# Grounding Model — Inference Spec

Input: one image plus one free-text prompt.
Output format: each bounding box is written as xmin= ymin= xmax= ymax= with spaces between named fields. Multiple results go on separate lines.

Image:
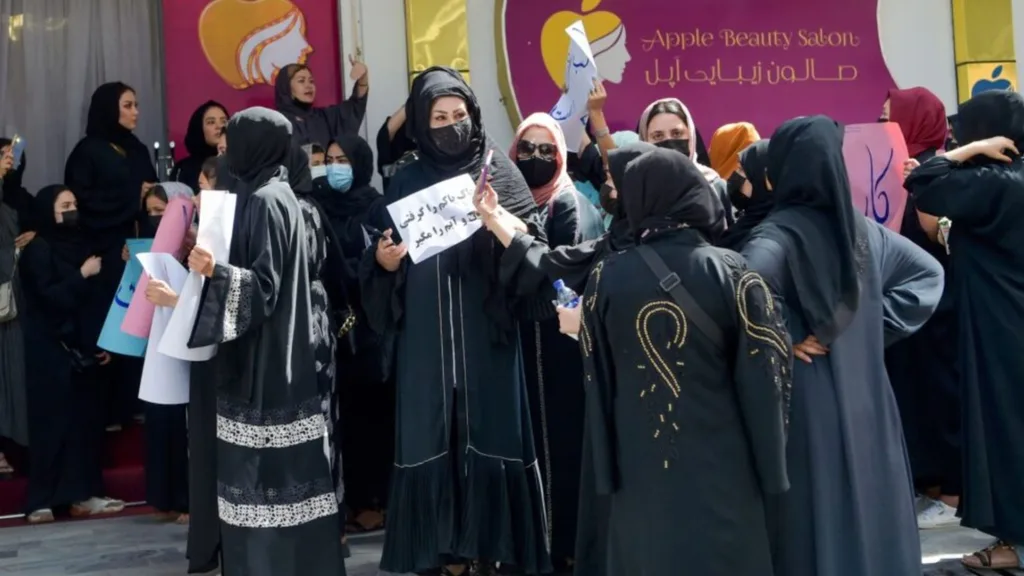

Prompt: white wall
xmin=346 ymin=0 xmax=1024 ymax=166
xmin=338 ymin=0 xmax=409 ymax=190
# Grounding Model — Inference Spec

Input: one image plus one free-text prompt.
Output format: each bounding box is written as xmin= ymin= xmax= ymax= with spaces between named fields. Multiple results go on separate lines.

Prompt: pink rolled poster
xmin=120 ymin=196 xmax=195 ymax=338
xmin=842 ymin=122 xmax=910 ymax=233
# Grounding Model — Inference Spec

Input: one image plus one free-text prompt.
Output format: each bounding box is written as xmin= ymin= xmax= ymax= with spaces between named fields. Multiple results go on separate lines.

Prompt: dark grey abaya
xmin=740 ymin=117 xmax=944 ymax=576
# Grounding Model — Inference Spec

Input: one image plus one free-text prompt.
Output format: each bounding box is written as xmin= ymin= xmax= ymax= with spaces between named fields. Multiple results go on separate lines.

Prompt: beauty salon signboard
xmin=496 ymin=0 xmax=897 ymax=136
xmin=162 ymin=0 xmax=343 ymax=158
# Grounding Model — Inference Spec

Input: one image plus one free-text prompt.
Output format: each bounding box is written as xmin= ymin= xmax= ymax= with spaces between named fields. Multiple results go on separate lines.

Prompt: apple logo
xmin=971 ymin=64 xmax=1014 ymax=97
xmin=540 ymin=0 xmax=631 ymax=88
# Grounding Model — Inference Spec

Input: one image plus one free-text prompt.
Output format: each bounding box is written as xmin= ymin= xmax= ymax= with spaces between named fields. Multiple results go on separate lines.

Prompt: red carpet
xmin=0 ymin=424 xmax=146 ymax=522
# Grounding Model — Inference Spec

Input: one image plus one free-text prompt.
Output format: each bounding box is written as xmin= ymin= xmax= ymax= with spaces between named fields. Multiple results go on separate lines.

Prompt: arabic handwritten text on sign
xmin=842 ymin=122 xmax=909 ymax=233
xmin=385 ymin=174 xmax=482 ymax=264
xmin=550 ymin=20 xmax=598 ymax=152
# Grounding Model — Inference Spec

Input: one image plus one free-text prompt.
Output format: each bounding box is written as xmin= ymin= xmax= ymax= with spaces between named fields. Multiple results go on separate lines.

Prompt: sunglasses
xmin=516 ymin=140 xmax=557 ymax=160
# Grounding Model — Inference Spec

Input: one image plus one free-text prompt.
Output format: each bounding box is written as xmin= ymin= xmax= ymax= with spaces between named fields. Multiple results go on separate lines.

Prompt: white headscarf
xmin=638 ymin=97 xmax=720 ymax=182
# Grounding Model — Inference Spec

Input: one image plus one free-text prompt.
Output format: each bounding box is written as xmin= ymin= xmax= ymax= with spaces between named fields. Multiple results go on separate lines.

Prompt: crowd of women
xmin=0 ymin=56 xmax=1022 ymax=576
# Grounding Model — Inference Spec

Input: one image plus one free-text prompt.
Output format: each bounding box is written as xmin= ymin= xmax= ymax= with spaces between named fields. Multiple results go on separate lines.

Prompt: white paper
xmin=137 ymin=253 xmax=191 ymax=405
xmin=385 ymin=174 xmax=482 ymax=264
xmin=159 ymin=190 xmax=237 ymax=361
xmin=550 ymin=20 xmax=598 ymax=152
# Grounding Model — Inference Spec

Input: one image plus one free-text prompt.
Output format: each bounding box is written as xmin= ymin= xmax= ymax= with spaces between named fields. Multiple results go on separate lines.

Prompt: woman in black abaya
xmin=576 ymin=146 xmax=790 ymax=576
xmin=20 ymin=185 xmax=125 ymax=522
xmin=718 ymin=139 xmax=771 ymax=250
xmin=312 ymin=134 xmax=395 ymax=531
xmin=186 ymin=107 xmax=344 ymax=576
xmin=284 ymin=143 xmax=354 ymax=538
xmin=905 ymin=90 xmax=1024 ymax=571
xmin=65 ymin=82 xmax=159 ymax=428
xmin=881 ymin=87 xmax=963 ymax=528
xmin=274 ymin=59 xmax=369 ymax=148
xmin=360 ymin=66 xmax=550 ymax=575
xmin=742 ymin=116 xmax=944 ymax=576
xmin=171 ymin=101 xmax=228 ymax=193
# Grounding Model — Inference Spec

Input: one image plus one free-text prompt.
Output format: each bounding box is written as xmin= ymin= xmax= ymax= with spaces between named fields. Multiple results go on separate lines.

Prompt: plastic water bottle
xmin=553 ymin=279 xmax=580 ymax=340
xmin=553 ymin=279 xmax=580 ymax=309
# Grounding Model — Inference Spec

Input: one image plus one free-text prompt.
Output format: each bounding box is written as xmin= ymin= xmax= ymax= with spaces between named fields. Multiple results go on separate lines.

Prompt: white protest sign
xmin=137 ymin=252 xmax=191 ymax=405
xmin=550 ymin=20 xmax=598 ymax=152
xmin=159 ymin=190 xmax=236 ymax=361
xmin=386 ymin=174 xmax=482 ymax=264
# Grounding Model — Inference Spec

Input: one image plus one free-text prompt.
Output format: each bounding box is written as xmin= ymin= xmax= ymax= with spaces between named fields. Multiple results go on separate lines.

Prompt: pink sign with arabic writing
xmin=498 ymin=0 xmax=896 ymax=137
xmin=842 ymin=122 xmax=909 ymax=232
xmin=121 ymin=197 xmax=196 ymax=338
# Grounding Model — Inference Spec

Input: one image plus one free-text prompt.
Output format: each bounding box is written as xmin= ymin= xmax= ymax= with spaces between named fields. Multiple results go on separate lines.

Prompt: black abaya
xmin=904 ymin=90 xmax=1024 ymax=545
xmin=310 ymin=134 xmax=395 ymax=515
xmin=19 ymin=185 xmax=107 ymax=513
xmin=188 ymin=107 xmax=343 ymax=576
xmin=64 ymin=83 xmax=158 ymax=427
xmin=743 ymin=117 xmax=943 ymax=576
xmin=578 ymin=149 xmax=791 ymax=575
xmin=360 ymin=68 xmax=550 ymax=574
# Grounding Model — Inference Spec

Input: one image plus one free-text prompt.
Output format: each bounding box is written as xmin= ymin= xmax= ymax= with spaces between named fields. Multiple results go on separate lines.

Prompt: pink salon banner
xmin=498 ymin=0 xmax=897 ymax=137
xmin=161 ymin=0 xmax=343 ymax=158
xmin=843 ymin=122 xmax=909 ymax=232
xmin=121 ymin=197 xmax=196 ymax=338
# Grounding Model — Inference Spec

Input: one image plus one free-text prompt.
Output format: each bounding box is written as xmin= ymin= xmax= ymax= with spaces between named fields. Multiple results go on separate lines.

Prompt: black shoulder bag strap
xmin=635 ymin=244 xmax=725 ymax=352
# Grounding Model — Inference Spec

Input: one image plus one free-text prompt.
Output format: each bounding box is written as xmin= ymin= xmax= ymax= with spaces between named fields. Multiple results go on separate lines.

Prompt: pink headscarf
xmin=638 ymin=97 xmax=720 ymax=182
xmin=508 ymin=112 xmax=575 ymax=206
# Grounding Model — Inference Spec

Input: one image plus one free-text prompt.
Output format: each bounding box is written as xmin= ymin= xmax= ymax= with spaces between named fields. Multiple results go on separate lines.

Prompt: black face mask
xmin=599 ymin=182 xmax=619 ymax=217
xmin=59 ymin=209 xmax=79 ymax=228
xmin=430 ymin=118 xmax=474 ymax=156
xmin=146 ymin=214 xmax=163 ymax=235
xmin=517 ymin=157 xmax=558 ymax=190
xmin=727 ymin=173 xmax=750 ymax=211
xmin=654 ymin=138 xmax=691 ymax=157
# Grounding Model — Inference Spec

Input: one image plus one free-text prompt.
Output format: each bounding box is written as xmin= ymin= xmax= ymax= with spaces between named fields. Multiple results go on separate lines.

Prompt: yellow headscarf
xmin=709 ymin=122 xmax=760 ymax=179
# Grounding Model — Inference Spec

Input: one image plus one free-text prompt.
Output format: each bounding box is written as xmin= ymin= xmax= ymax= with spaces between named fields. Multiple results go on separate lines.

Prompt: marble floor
xmin=0 ymin=512 xmax=1018 ymax=575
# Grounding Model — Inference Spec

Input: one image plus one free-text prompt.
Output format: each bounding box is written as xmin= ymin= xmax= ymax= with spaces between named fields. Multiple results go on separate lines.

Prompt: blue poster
xmin=97 ymin=238 xmax=154 ymax=356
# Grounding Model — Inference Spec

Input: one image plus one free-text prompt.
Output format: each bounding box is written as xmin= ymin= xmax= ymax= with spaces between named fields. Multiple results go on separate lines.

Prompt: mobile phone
xmin=475 ymin=149 xmax=495 ymax=199
xmin=10 ymin=135 xmax=25 ymax=169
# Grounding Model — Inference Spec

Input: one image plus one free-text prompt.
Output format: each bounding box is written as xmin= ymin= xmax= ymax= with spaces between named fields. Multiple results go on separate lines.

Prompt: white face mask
xmin=310 ymin=165 xmax=327 ymax=179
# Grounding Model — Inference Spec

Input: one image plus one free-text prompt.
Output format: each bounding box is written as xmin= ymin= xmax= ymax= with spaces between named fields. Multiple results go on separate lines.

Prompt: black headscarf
xmin=719 ymin=140 xmax=771 ymax=249
xmin=32 ymin=185 xmax=90 ymax=267
xmin=284 ymin=144 xmax=314 ymax=196
xmin=85 ymin=82 xmax=142 ymax=150
xmin=184 ymin=100 xmax=228 ymax=159
xmin=953 ymin=90 xmax=1024 ymax=153
xmin=761 ymin=115 xmax=868 ymax=344
xmin=314 ymin=134 xmax=381 ymax=225
xmin=622 ymin=147 xmax=722 ymax=243
xmin=224 ymin=107 xmax=293 ymax=218
xmin=403 ymin=66 xmax=542 ymax=341
xmin=606 ymin=142 xmax=657 ymax=250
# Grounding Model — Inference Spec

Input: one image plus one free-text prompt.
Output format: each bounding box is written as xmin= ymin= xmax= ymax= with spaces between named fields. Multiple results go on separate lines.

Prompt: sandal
xmin=26 ymin=508 xmax=54 ymax=524
xmin=962 ymin=541 xmax=1023 ymax=572
xmin=345 ymin=509 xmax=385 ymax=533
xmin=174 ymin=513 xmax=190 ymax=525
xmin=70 ymin=497 xmax=125 ymax=517
xmin=0 ymin=453 xmax=14 ymax=476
